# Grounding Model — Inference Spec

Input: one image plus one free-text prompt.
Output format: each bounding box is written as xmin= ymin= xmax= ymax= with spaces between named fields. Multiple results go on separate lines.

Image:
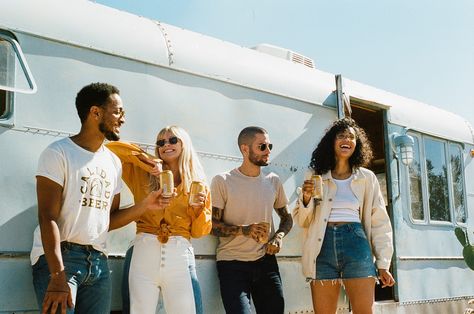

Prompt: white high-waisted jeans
xmin=129 ymin=233 xmax=198 ymax=314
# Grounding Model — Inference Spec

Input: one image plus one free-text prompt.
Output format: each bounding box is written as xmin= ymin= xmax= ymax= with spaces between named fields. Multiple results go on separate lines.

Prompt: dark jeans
xmin=216 ymin=254 xmax=284 ymax=314
xmin=32 ymin=242 xmax=111 ymax=314
xmin=121 ymin=246 xmax=133 ymax=314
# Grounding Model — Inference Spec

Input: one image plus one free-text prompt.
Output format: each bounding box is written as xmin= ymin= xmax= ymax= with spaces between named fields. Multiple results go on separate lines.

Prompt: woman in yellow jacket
xmin=293 ymin=118 xmax=394 ymax=314
xmin=107 ymin=125 xmax=211 ymax=314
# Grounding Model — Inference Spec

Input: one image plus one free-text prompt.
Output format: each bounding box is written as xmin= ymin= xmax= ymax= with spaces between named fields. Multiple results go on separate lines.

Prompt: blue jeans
xmin=32 ymin=242 xmax=111 ymax=314
xmin=122 ymin=242 xmax=203 ymax=314
xmin=121 ymin=246 xmax=133 ymax=314
xmin=216 ymin=254 xmax=284 ymax=314
xmin=316 ymin=222 xmax=377 ymax=280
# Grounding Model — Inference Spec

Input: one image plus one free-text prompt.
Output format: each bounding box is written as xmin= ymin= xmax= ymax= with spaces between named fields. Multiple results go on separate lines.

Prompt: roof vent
xmin=252 ymin=43 xmax=315 ymax=69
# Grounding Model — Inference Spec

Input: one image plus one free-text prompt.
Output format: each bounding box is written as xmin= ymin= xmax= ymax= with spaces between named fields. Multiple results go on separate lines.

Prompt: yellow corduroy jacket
xmin=293 ymin=167 xmax=393 ymax=279
xmin=106 ymin=141 xmax=212 ymax=243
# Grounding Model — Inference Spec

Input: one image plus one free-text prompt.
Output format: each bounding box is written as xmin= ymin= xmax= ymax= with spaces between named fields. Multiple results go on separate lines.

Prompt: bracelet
xmin=46 ymin=290 xmax=69 ymax=293
xmin=49 ymin=269 xmax=65 ymax=278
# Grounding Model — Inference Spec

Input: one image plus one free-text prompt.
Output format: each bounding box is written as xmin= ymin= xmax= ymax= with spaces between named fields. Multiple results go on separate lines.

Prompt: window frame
xmin=0 ymin=88 xmax=12 ymax=120
xmin=407 ymin=134 xmax=425 ymax=223
xmin=0 ymin=31 xmax=37 ymax=94
xmin=407 ymin=132 xmax=467 ymax=226
xmin=448 ymin=143 xmax=468 ymax=224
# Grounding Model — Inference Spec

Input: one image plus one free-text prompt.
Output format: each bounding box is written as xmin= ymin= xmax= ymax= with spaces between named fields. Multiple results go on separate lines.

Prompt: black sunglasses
xmin=156 ymin=136 xmax=179 ymax=147
xmin=257 ymin=143 xmax=273 ymax=151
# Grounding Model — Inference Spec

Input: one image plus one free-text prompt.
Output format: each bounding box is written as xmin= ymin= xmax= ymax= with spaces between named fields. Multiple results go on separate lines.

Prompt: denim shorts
xmin=315 ymin=222 xmax=377 ymax=280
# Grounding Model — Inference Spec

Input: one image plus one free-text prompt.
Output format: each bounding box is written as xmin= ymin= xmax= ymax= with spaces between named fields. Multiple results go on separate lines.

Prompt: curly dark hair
xmin=309 ymin=117 xmax=373 ymax=174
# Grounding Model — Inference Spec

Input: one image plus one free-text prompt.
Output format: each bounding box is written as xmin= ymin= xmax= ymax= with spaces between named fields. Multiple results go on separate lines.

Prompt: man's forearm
xmin=109 ymin=203 xmax=145 ymax=231
xmin=211 ymin=206 xmax=252 ymax=237
xmin=274 ymin=206 xmax=293 ymax=236
xmin=39 ymin=219 xmax=64 ymax=274
xmin=211 ymin=219 xmax=245 ymax=237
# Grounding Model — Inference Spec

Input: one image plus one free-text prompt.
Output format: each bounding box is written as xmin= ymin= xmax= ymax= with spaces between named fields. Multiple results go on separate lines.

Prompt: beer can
xmin=189 ymin=181 xmax=206 ymax=206
xmin=258 ymin=221 xmax=270 ymax=244
xmin=311 ymin=174 xmax=323 ymax=200
xmin=159 ymin=170 xmax=174 ymax=197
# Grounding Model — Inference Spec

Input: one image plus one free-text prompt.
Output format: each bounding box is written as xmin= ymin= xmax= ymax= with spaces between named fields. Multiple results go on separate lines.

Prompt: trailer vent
xmin=252 ymin=43 xmax=315 ymax=69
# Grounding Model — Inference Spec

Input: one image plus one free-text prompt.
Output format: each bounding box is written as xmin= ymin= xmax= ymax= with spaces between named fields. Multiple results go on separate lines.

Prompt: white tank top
xmin=329 ymin=175 xmax=360 ymax=222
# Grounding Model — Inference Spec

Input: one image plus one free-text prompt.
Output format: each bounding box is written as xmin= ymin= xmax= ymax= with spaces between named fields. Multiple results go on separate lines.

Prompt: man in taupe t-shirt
xmin=211 ymin=126 xmax=293 ymax=314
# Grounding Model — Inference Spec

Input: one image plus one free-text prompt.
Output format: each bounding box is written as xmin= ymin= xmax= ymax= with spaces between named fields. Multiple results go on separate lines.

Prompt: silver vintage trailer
xmin=1 ymin=0 xmax=473 ymax=313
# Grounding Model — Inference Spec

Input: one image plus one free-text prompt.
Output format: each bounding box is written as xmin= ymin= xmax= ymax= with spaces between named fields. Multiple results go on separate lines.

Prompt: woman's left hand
xmin=132 ymin=150 xmax=161 ymax=169
xmin=189 ymin=192 xmax=206 ymax=214
xmin=378 ymin=269 xmax=395 ymax=288
xmin=150 ymin=163 xmax=163 ymax=177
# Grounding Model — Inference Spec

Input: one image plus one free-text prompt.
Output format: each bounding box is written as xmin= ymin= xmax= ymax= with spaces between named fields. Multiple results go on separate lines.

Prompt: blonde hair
xmin=150 ymin=126 xmax=206 ymax=193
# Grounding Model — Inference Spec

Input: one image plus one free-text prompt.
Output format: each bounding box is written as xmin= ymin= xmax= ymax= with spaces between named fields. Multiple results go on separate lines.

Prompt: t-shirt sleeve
xmin=274 ymin=176 xmax=289 ymax=209
xmin=36 ymin=145 xmax=65 ymax=187
xmin=210 ymin=175 xmax=226 ymax=209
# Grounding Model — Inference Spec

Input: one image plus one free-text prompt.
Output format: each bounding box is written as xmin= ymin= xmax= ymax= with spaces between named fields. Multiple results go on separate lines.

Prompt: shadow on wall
xmin=0 ymin=205 xmax=38 ymax=252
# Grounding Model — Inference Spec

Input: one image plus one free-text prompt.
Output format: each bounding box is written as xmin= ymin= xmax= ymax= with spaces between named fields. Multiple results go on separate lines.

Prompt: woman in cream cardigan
xmin=293 ymin=118 xmax=394 ymax=314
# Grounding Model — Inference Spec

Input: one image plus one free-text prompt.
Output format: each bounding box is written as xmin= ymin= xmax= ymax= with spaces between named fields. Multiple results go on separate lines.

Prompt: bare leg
xmin=343 ymin=278 xmax=376 ymax=314
xmin=310 ymin=280 xmax=341 ymax=314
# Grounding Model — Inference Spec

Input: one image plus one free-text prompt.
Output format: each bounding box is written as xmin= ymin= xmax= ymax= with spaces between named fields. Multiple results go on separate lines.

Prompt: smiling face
xmin=98 ymin=93 xmax=125 ymax=141
xmin=157 ymin=131 xmax=183 ymax=164
xmin=334 ymin=127 xmax=357 ymax=160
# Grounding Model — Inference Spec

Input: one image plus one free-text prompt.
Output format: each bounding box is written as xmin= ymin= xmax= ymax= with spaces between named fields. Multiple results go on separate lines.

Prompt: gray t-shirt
xmin=211 ymin=168 xmax=288 ymax=261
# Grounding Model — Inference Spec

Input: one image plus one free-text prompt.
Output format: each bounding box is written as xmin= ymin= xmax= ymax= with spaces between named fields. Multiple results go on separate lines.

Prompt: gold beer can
xmin=258 ymin=221 xmax=270 ymax=244
xmin=311 ymin=174 xmax=323 ymax=200
xmin=189 ymin=181 xmax=206 ymax=206
xmin=159 ymin=170 xmax=174 ymax=197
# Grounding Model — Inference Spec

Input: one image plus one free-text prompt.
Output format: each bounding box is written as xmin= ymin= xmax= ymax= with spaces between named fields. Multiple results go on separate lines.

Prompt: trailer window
xmin=0 ymin=33 xmax=37 ymax=94
xmin=407 ymin=133 xmax=467 ymax=225
xmin=450 ymin=144 xmax=466 ymax=223
xmin=424 ymin=138 xmax=450 ymax=222
xmin=408 ymin=136 xmax=424 ymax=220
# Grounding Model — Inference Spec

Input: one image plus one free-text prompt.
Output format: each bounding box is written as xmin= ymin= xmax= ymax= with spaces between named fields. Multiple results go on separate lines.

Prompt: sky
xmin=94 ymin=0 xmax=474 ymax=127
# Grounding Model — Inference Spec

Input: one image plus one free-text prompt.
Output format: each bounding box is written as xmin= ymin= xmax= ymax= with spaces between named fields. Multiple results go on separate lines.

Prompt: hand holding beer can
xmin=257 ymin=222 xmax=270 ymax=244
xmin=311 ymin=174 xmax=323 ymax=200
xmin=189 ymin=181 xmax=206 ymax=207
xmin=159 ymin=170 xmax=174 ymax=198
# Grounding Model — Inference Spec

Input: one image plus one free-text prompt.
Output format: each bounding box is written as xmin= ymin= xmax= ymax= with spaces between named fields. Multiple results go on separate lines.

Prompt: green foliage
xmin=456 ymin=227 xmax=469 ymax=246
xmin=463 ymin=246 xmax=474 ymax=271
xmin=426 ymin=160 xmax=450 ymax=221
xmin=455 ymin=227 xmax=474 ymax=271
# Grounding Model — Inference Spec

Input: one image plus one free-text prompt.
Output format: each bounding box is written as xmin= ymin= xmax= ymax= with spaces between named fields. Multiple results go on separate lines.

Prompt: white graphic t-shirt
xmin=30 ymin=137 xmax=123 ymax=265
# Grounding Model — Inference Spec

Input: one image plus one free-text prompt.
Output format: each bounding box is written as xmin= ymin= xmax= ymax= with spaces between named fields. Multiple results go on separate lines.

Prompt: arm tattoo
xmin=211 ymin=207 xmax=243 ymax=237
xmin=274 ymin=206 xmax=293 ymax=236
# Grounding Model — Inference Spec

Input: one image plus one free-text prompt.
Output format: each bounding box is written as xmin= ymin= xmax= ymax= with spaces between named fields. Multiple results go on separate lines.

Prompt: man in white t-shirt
xmin=31 ymin=83 xmax=170 ymax=314
xmin=211 ymin=126 xmax=293 ymax=314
